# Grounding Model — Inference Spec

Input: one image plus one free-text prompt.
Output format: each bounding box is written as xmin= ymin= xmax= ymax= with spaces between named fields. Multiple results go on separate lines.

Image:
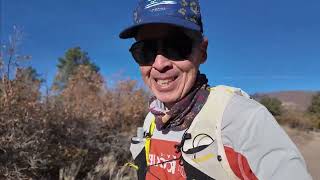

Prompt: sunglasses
xmin=129 ymin=34 xmax=198 ymax=66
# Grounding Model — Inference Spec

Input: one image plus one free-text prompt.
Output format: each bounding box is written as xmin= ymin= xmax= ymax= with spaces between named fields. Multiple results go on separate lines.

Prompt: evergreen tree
xmin=53 ymin=47 xmax=99 ymax=91
xmin=15 ymin=66 xmax=44 ymax=83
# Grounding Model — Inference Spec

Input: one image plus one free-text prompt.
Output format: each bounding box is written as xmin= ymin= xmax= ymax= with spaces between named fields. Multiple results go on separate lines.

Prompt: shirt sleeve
xmin=221 ymin=95 xmax=312 ymax=180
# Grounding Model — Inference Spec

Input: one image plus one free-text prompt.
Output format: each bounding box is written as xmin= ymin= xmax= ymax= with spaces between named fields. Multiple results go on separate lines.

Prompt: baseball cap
xmin=119 ymin=0 xmax=203 ymax=39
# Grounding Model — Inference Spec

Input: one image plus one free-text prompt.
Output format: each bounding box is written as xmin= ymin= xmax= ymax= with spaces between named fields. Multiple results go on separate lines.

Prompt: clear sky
xmin=1 ymin=0 xmax=319 ymax=93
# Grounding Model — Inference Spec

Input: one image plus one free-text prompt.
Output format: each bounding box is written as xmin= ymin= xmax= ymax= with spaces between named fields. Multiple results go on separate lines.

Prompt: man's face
xmin=134 ymin=24 xmax=208 ymax=107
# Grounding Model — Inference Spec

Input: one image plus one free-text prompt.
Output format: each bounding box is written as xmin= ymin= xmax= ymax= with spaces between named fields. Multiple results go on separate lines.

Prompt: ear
xmin=199 ymin=37 xmax=208 ymax=64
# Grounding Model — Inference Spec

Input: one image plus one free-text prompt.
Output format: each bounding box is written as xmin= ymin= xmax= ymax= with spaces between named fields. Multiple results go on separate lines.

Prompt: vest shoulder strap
xmin=182 ymin=85 xmax=250 ymax=179
xmin=142 ymin=85 xmax=250 ymax=179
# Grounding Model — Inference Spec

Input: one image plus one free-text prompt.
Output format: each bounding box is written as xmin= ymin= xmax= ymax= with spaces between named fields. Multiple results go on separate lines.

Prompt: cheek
xmin=174 ymin=61 xmax=198 ymax=87
xmin=139 ymin=66 xmax=152 ymax=83
xmin=174 ymin=59 xmax=199 ymax=75
xmin=183 ymin=66 xmax=198 ymax=88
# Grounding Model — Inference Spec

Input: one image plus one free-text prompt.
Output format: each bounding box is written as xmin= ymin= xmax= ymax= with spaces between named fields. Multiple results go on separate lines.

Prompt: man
xmin=119 ymin=0 xmax=312 ymax=179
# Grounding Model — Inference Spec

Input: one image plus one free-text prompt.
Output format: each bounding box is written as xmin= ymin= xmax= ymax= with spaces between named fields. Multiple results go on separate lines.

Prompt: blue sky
xmin=1 ymin=0 xmax=319 ymax=94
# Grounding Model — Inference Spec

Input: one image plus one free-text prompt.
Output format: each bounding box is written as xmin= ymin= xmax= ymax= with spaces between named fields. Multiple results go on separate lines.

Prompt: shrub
xmin=0 ymin=67 xmax=148 ymax=179
xmin=306 ymin=92 xmax=320 ymax=129
xmin=308 ymin=92 xmax=320 ymax=115
xmin=277 ymin=111 xmax=314 ymax=130
xmin=259 ymin=96 xmax=283 ymax=116
xmin=0 ymin=43 xmax=146 ymax=179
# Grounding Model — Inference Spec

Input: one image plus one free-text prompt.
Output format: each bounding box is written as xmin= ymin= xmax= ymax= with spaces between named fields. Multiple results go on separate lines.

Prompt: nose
xmin=152 ymin=54 xmax=172 ymax=72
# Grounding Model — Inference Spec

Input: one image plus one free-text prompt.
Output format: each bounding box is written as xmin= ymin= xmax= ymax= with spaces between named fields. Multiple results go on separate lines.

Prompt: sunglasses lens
xmin=164 ymin=37 xmax=193 ymax=60
xmin=130 ymin=41 xmax=156 ymax=65
xmin=129 ymin=34 xmax=195 ymax=65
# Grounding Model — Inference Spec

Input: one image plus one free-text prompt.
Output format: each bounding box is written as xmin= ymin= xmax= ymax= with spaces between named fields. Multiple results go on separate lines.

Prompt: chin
xmin=154 ymin=92 xmax=180 ymax=104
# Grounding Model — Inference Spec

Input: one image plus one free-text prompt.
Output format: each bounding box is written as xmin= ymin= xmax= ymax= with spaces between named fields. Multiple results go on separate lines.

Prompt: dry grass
xmin=277 ymin=110 xmax=320 ymax=130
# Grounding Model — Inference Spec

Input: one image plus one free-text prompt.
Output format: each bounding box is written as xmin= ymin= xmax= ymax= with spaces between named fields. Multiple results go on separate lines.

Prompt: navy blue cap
xmin=119 ymin=0 xmax=203 ymax=39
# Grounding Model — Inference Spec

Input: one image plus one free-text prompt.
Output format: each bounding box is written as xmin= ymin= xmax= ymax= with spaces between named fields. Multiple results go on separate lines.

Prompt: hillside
xmin=252 ymin=91 xmax=318 ymax=111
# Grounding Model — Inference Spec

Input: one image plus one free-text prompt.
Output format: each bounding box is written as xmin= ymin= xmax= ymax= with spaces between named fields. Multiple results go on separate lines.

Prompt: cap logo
xmin=145 ymin=0 xmax=177 ymax=9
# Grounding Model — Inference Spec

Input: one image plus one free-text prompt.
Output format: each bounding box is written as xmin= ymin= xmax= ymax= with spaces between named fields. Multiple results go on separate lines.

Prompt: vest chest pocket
xmin=182 ymin=135 xmax=218 ymax=165
xmin=182 ymin=135 xmax=233 ymax=179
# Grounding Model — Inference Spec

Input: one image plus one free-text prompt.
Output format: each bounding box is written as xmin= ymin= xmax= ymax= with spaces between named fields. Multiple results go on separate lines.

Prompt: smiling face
xmin=135 ymin=24 xmax=208 ymax=108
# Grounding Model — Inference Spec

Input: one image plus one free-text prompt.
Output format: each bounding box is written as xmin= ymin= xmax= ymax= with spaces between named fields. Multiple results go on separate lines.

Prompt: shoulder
xmin=217 ymin=90 xmax=269 ymax=150
xmin=220 ymin=93 xmax=311 ymax=179
xmin=223 ymin=93 xmax=265 ymax=127
xmin=208 ymin=85 xmax=264 ymax=132
xmin=221 ymin=93 xmax=279 ymax=148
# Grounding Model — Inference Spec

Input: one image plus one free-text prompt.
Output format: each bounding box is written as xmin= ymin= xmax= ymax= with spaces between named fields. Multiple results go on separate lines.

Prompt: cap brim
xmin=119 ymin=16 xmax=201 ymax=39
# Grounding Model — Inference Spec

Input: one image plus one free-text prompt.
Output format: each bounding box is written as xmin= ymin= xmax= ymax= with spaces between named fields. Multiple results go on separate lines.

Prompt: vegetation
xmin=307 ymin=92 xmax=320 ymax=128
xmin=308 ymin=92 xmax=320 ymax=115
xmin=259 ymin=96 xmax=283 ymax=116
xmin=53 ymin=47 xmax=100 ymax=91
xmin=0 ymin=64 xmax=147 ymax=179
xmin=0 ymin=29 xmax=146 ymax=178
xmin=258 ymin=95 xmax=320 ymax=130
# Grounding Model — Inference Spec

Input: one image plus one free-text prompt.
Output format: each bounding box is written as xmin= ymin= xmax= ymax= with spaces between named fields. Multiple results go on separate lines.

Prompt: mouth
xmin=155 ymin=76 xmax=178 ymax=88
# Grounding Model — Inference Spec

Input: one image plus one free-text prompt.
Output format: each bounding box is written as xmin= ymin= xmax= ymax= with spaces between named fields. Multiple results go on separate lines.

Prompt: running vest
xmin=128 ymin=85 xmax=250 ymax=180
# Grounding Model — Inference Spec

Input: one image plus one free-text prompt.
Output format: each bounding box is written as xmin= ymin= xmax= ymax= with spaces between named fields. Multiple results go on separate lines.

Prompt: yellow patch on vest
xmin=192 ymin=153 xmax=215 ymax=163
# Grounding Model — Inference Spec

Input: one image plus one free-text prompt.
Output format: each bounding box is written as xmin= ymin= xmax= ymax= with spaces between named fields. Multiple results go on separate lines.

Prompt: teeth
xmin=157 ymin=79 xmax=174 ymax=86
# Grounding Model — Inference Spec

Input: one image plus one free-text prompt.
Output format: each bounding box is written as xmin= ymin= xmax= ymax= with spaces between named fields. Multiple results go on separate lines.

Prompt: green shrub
xmin=308 ymin=92 xmax=320 ymax=115
xmin=259 ymin=96 xmax=283 ymax=116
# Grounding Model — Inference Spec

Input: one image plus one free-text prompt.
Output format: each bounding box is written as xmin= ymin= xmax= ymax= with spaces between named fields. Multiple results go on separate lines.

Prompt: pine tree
xmin=53 ymin=47 xmax=99 ymax=91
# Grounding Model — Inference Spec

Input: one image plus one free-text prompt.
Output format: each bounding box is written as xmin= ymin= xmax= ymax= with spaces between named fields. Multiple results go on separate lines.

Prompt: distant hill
xmin=252 ymin=91 xmax=319 ymax=111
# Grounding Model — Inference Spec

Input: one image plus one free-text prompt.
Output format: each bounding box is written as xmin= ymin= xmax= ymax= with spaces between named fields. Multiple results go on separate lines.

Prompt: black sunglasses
xmin=129 ymin=33 xmax=198 ymax=66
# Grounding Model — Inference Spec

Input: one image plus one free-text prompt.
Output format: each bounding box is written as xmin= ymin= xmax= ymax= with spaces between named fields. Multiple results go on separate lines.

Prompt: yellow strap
xmin=124 ymin=162 xmax=139 ymax=170
xmin=125 ymin=162 xmax=139 ymax=170
xmin=192 ymin=153 xmax=215 ymax=163
xmin=145 ymin=117 xmax=156 ymax=166
xmin=149 ymin=117 xmax=156 ymax=135
xmin=145 ymin=137 xmax=151 ymax=166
